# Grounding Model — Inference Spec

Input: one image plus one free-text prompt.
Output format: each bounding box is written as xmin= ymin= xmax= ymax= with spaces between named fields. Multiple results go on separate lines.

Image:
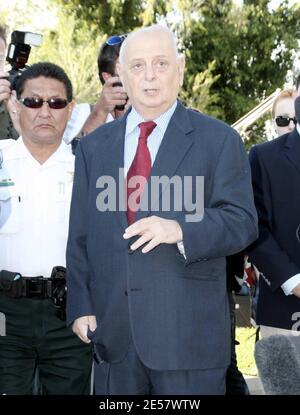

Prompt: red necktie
xmin=126 ymin=121 xmax=156 ymax=225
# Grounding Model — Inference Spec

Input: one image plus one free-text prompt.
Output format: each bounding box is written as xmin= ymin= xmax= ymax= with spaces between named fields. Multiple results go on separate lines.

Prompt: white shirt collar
xmin=125 ymin=101 xmax=178 ymax=136
xmin=3 ymin=136 xmax=73 ymax=164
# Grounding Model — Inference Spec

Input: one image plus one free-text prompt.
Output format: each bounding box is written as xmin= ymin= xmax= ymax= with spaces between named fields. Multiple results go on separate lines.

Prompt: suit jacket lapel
xmin=137 ymin=102 xmax=194 ymax=221
xmin=100 ymin=116 xmax=128 ymax=230
xmin=284 ymin=128 xmax=300 ymax=176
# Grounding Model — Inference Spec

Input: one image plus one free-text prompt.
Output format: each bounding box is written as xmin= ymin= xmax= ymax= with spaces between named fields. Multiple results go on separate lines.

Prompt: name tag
xmin=0 ymin=179 xmax=15 ymax=187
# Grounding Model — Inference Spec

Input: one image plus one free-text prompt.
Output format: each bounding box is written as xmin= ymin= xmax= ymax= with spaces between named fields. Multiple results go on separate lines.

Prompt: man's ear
xmin=67 ymin=100 xmax=75 ymax=120
xmin=15 ymin=98 xmax=21 ymax=114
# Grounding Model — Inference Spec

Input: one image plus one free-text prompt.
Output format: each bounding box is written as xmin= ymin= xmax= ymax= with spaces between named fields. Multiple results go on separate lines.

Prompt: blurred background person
xmin=247 ymin=91 xmax=300 ymax=339
xmin=272 ymin=89 xmax=296 ymax=137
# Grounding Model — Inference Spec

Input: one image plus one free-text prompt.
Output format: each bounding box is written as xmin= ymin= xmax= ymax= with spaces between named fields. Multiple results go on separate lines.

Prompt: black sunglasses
xmin=19 ymin=97 xmax=69 ymax=109
xmin=105 ymin=34 xmax=127 ymax=46
xmin=275 ymin=115 xmax=297 ymax=127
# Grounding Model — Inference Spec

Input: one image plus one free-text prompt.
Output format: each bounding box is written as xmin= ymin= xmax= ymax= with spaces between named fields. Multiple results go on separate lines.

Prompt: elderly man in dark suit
xmin=66 ymin=25 xmax=257 ymax=395
xmin=247 ymin=96 xmax=300 ymax=338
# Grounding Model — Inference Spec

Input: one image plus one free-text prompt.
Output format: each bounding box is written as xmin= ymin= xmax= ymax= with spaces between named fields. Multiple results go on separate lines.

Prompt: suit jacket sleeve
xmin=66 ymin=140 xmax=94 ymax=325
xmin=246 ymin=145 xmax=300 ymax=291
xmin=177 ymin=128 xmax=258 ymax=264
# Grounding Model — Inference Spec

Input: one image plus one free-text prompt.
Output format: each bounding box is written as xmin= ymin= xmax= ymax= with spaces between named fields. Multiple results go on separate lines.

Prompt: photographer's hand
xmin=98 ymin=75 xmax=128 ymax=114
xmin=0 ymin=71 xmax=11 ymax=104
xmin=6 ymin=90 xmax=21 ymax=135
xmin=0 ymin=73 xmax=21 ymax=135
xmin=79 ymin=76 xmax=128 ymax=135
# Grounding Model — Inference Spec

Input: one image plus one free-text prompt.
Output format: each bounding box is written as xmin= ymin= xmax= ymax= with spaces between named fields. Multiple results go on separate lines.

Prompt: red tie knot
xmin=138 ymin=121 xmax=156 ymax=141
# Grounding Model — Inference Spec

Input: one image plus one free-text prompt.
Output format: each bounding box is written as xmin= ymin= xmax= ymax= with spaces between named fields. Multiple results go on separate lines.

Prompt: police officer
xmin=0 ymin=62 xmax=92 ymax=394
xmin=0 ymin=25 xmax=19 ymax=141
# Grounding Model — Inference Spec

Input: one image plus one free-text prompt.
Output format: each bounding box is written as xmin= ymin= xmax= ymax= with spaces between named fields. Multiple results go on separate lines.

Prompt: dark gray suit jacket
xmin=66 ymin=102 xmax=258 ymax=371
xmin=248 ymin=129 xmax=300 ymax=329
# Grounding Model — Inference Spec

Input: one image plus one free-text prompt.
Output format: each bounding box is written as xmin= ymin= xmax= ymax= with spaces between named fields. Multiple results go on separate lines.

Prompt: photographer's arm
xmin=5 ymin=90 xmax=20 ymax=135
xmin=0 ymin=72 xmax=20 ymax=136
xmin=79 ymin=76 xmax=127 ymax=135
xmin=0 ymin=72 xmax=11 ymax=103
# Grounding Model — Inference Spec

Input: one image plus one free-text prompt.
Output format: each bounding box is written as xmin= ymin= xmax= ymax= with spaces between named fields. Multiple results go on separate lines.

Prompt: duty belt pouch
xmin=0 ymin=270 xmax=23 ymax=298
xmin=50 ymin=266 xmax=67 ymax=321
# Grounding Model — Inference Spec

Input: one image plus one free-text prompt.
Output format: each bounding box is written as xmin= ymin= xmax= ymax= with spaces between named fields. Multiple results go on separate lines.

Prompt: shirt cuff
xmin=177 ymin=241 xmax=186 ymax=259
xmin=281 ymin=274 xmax=300 ymax=296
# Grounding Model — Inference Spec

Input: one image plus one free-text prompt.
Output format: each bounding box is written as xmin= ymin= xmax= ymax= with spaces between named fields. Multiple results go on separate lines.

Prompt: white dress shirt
xmin=62 ymin=103 xmax=91 ymax=144
xmin=62 ymin=103 xmax=115 ymax=144
xmin=124 ymin=101 xmax=185 ymax=256
xmin=124 ymin=101 xmax=177 ymax=175
xmin=0 ymin=137 xmax=74 ymax=278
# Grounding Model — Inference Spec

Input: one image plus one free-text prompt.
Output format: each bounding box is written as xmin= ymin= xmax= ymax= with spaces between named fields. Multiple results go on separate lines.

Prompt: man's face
xmin=117 ymin=29 xmax=185 ymax=119
xmin=273 ymin=97 xmax=295 ymax=137
xmin=18 ymin=76 xmax=73 ymax=147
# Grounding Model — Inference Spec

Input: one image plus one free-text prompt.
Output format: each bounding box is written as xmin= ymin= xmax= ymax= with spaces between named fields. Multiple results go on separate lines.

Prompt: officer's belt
xmin=0 ymin=270 xmax=52 ymax=299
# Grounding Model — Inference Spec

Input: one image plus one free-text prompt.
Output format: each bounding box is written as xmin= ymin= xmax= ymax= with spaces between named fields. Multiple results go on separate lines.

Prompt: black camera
xmin=50 ymin=266 xmax=67 ymax=321
xmin=5 ymin=30 xmax=43 ymax=90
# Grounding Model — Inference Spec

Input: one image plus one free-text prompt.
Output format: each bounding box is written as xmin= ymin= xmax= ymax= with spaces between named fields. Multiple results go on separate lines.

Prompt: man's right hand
xmin=72 ymin=315 xmax=97 ymax=343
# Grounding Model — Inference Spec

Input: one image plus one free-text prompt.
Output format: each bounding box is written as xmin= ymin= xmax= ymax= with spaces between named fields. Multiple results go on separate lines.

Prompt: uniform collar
xmin=3 ymin=136 xmax=73 ymax=164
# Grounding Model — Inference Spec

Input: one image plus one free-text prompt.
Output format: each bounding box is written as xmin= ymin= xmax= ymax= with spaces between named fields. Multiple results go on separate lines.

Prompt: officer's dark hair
xmin=0 ymin=25 xmax=7 ymax=45
xmin=97 ymin=41 xmax=122 ymax=85
xmin=16 ymin=61 xmax=73 ymax=101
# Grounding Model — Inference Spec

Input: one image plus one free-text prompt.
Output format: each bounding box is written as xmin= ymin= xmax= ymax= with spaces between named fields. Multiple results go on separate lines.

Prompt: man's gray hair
xmin=119 ymin=24 xmax=179 ymax=65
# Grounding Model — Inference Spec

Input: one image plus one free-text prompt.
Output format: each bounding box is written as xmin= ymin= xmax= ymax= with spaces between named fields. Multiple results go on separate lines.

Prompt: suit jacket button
xmin=128 ymin=242 xmax=134 ymax=254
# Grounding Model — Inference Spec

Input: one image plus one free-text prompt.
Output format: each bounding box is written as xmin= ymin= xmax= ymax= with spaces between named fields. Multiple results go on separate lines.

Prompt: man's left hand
xmin=123 ymin=216 xmax=183 ymax=253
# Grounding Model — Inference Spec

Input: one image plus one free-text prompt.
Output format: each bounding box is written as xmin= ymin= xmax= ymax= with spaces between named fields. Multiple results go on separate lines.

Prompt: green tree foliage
xmin=179 ymin=60 xmax=220 ymax=114
xmin=174 ymin=0 xmax=300 ymax=142
xmin=0 ymin=1 xmax=104 ymax=103
xmin=177 ymin=0 xmax=300 ymax=120
xmin=54 ymin=0 xmax=143 ymax=34
xmin=54 ymin=0 xmax=170 ymax=34
xmin=2 ymin=0 xmax=300 ymax=144
xmin=53 ymin=0 xmax=300 ymax=143
xmin=30 ymin=10 xmax=104 ymax=103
